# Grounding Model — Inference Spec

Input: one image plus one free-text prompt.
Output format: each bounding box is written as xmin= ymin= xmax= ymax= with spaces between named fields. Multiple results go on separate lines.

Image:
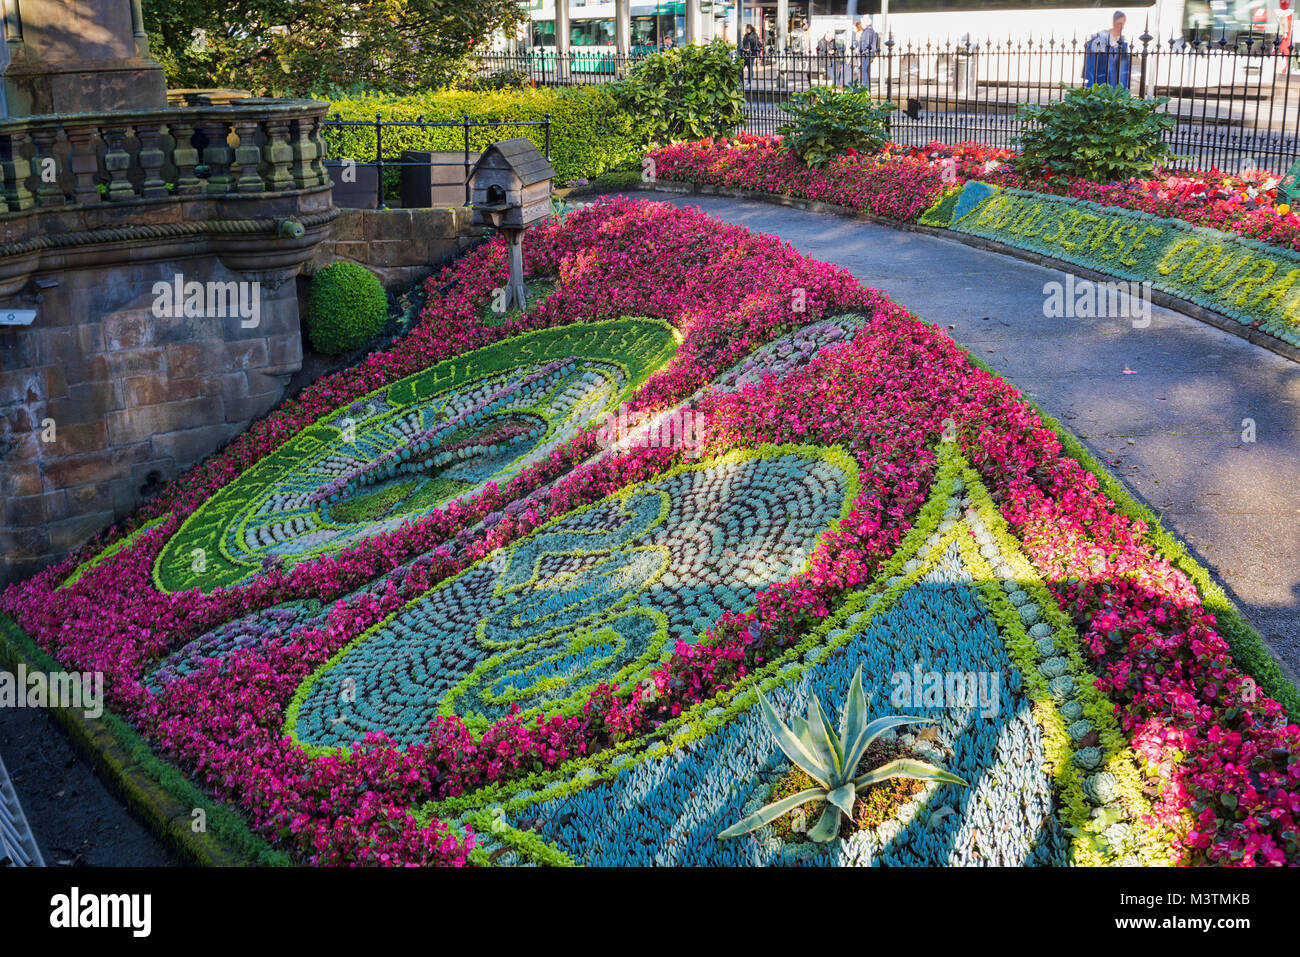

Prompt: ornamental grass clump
xmin=719 ymin=666 xmax=966 ymax=843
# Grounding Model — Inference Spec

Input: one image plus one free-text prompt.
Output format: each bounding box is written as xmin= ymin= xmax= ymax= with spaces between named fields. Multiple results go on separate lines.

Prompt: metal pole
xmin=463 ymin=113 xmax=471 ymax=206
xmin=686 ymin=0 xmax=703 ymax=45
xmin=556 ymin=0 xmax=571 ymax=81
xmin=1139 ymin=21 xmax=1151 ymax=98
xmin=545 ymin=113 xmax=552 ymax=160
xmin=886 ymin=33 xmax=894 ymax=101
xmin=375 ymin=113 xmax=386 ymax=210
xmin=615 ymin=0 xmax=631 ymax=58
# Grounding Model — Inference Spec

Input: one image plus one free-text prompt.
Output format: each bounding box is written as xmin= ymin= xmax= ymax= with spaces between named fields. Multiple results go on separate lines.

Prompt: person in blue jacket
xmin=1084 ymin=11 xmax=1132 ymax=88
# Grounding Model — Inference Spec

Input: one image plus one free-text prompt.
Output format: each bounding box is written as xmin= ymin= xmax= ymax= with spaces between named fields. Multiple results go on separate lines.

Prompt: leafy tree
xmin=614 ymin=40 xmax=744 ymax=143
xmin=142 ymin=0 xmax=526 ymax=97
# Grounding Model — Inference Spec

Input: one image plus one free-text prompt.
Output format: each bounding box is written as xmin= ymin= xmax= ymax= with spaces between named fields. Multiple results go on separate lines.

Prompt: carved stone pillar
xmin=2 ymin=0 xmax=167 ymax=116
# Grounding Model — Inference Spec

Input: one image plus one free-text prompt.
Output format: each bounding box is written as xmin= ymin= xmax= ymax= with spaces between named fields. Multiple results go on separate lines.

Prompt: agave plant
xmin=719 ymin=666 xmax=968 ymax=844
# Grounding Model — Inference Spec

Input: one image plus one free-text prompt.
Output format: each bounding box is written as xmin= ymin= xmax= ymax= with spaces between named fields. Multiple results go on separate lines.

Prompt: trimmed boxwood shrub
xmin=324 ymin=86 xmax=648 ymax=188
xmin=307 ymin=261 xmax=389 ymax=355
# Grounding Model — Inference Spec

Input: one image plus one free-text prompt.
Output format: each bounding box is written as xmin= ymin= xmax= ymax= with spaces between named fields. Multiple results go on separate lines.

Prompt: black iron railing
xmin=321 ymin=113 xmax=553 ymax=209
xmin=473 ymin=51 xmax=649 ymax=85
xmin=478 ymin=33 xmax=1300 ymax=174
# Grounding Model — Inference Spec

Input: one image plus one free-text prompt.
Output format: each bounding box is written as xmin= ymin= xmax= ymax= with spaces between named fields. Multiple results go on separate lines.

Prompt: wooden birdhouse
xmin=469 ymin=138 xmax=555 ymax=231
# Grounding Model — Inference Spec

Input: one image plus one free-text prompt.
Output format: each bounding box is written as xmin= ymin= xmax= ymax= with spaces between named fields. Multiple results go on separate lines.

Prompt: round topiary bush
xmin=306 ymin=261 xmax=389 ymax=355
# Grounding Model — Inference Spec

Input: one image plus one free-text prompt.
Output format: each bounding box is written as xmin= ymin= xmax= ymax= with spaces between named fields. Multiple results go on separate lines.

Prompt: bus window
xmin=528 ymin=17 xmax=615 ymax=49
xmin=571 ymin=18 xmax=616 ymax=46
xmin=532 ymin=20 xmax=556 ymax=48
xmin=1182 ymin=0 xmax=1284 ymax=45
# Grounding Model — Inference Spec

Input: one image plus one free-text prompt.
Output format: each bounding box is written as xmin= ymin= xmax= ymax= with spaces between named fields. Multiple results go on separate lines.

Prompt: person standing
xmin=816 ymin=30 xmax=842 ymax=86
xmin=855 ymin=16 xmax=878 ymax=88
xmin=741 ymin=24 xmax=762 ymax=85
xmin=1083 ymin=11 xmax=1131 ymax=88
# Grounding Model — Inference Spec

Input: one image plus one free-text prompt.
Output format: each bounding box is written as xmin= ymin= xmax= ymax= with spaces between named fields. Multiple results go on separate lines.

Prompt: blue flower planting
xmin=433 ymin=459 xmax=1170 ymax=867
xmin=512 ymin=545 xmax=1060 ymax=866
xmin=288 ymin=448 xmax=857 ymax=748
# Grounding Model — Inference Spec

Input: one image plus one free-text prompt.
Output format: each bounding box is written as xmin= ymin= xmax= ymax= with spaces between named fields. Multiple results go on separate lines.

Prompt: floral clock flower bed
xmin=648 ymin=135 xmax=1300 ymax=252
xmin=451 ymin=453 xmax=1166 ymax=866
xmin=937 ymin=182 xmax=1300 ymax=347
xmin=153 ymin=319 xmax=680 ymax=592
xmin=2 ymin=197 xmax=1297 ymax=867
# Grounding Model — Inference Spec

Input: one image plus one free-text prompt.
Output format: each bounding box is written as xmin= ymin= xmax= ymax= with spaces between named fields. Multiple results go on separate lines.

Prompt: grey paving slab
xmin=612 ymin=190 xmax=1300 ymax=681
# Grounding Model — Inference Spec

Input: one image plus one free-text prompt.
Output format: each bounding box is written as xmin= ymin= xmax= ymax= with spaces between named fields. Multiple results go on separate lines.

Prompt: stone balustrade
xmin=0 ymin=96 xmax=331 ymax=215
xmin=0 ymin=94 xmax=341 ymax=584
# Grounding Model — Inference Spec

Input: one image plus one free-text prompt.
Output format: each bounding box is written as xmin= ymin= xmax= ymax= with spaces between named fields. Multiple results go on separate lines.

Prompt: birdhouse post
xmin=469 ymin=138 xmax=556 ymax=312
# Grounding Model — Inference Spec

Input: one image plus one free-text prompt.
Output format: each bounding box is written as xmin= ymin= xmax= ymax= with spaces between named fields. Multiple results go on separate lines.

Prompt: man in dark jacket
xmin=741 ymin=24 xmax=762 ymax=85
xmin=816 ymin=30 xmax=843 ymax=85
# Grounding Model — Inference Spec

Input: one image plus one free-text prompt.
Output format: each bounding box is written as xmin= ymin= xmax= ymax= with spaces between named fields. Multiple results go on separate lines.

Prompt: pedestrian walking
xmin=855 ymin=16 xmax=878 ymax=88
xmin=816 ymin=30 xmax=844 ymax=86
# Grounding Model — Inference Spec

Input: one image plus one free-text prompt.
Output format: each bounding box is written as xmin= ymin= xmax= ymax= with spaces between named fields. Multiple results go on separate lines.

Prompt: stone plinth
xmin=0 ymin=98 xmax=336 ymax=584
xmin=1 ymin=0 xmax=168 ymax=116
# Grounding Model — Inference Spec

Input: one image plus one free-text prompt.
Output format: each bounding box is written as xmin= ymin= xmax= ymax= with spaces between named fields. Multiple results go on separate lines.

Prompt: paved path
xmin=0 ymin=701 xmax=177 ymax=866
xmin=614 ymin=190 xmax=1300 ymax=680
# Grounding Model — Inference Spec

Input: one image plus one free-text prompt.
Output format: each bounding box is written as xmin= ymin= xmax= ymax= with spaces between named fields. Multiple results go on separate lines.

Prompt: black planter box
xmin=324 ymin=159 xmax=380 ymax=209
xmin=400 ymin=150 xmax=478 ymax=208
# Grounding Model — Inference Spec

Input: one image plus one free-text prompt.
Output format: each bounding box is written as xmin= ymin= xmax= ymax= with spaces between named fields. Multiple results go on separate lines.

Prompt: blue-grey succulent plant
xmin=719 ymin=666 xmax=968 ymax=844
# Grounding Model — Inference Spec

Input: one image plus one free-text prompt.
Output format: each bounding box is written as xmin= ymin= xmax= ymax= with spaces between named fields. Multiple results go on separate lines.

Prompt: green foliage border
xmin=946 ymin=183 xmax=1300 ymax=347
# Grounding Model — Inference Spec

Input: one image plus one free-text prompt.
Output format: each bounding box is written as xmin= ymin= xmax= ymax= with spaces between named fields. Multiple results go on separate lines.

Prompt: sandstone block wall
xmin=0 ymin=258 xmax=303 ymax=584
xmin=310 ymin=206 xmax=483 ymax=289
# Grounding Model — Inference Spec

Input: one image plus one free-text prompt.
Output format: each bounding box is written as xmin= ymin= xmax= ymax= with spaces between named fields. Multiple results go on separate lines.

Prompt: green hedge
xmin=324 ymin=87 xmax=647 ymax=186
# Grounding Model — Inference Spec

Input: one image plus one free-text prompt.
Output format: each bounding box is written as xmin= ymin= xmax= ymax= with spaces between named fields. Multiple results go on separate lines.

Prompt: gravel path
xmin=0 ymin=701 xmax=178 ymax=866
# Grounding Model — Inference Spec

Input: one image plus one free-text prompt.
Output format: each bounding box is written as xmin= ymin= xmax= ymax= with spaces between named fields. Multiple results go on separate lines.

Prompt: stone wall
xmin=0 ymin=257 xmax=304 ymax=583
xmin=0 ymin=199 xmax=493 ymax=585
xmin=310 ymin=206 xmax=483 ymax=290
